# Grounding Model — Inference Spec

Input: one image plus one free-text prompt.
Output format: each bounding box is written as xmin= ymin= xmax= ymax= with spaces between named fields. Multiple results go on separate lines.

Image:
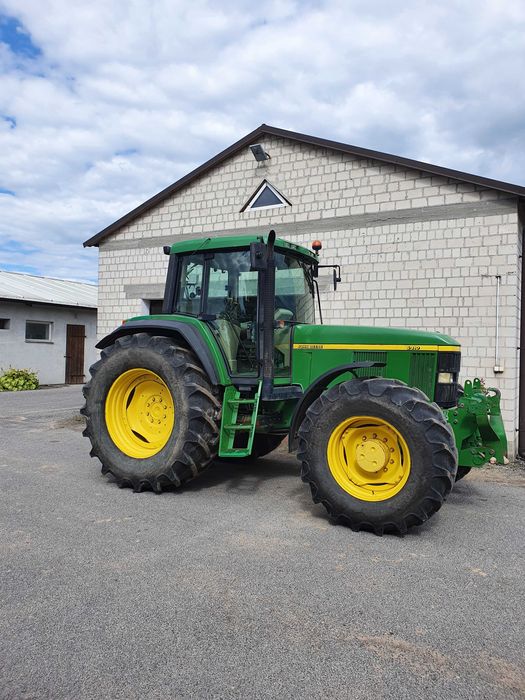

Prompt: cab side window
xmin=174 ymin=255 xmax=204 ymax=315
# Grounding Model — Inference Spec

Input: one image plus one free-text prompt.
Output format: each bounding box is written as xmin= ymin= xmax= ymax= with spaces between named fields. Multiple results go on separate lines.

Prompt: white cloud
xmin=0 ymin=0 xmax=524 ymax=282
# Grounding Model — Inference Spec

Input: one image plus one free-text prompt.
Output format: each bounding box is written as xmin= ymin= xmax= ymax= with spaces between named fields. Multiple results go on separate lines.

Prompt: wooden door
xmin=65 ymin=324 xmax=85 ymax=384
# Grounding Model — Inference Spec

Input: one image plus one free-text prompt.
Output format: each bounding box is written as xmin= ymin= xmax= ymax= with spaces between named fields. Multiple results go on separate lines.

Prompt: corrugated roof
xmin=0 ymin=270 xmax=97 ymax=308
xmin=84 ymin=123 xmax=525 ymax=247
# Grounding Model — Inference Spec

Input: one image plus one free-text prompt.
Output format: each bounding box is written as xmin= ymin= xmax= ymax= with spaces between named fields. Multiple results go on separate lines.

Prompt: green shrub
xmin=0 ymin=367 xmax=39 ymax=392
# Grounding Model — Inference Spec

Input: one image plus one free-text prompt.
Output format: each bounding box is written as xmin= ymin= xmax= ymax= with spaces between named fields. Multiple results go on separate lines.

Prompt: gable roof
xmin=0 ymin=270 xmax=97 ymax=308
xmin=84 ymin=123 xmax=525 ymax=247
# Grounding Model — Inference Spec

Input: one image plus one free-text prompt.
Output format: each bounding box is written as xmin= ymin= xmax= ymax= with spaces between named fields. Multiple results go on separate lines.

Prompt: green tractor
xmin=82 ymin=232 xmax=507 ymax=534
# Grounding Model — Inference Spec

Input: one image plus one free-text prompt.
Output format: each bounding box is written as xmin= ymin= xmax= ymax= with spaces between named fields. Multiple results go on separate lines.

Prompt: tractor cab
xmin=163 ymin=233 xmax=319 ymax=380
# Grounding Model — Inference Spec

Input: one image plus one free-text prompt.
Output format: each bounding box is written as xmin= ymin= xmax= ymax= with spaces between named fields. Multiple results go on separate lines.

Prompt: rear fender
xmin=96 ymin=319 xmax=222 ymax=386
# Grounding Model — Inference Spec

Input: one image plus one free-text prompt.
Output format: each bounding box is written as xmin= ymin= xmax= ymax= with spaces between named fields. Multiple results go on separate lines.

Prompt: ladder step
xmin=219 ymin=381 xmax=262 ymax=458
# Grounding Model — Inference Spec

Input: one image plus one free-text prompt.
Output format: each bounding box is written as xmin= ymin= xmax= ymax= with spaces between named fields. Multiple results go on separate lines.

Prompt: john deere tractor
xmin=82 ymin=232 xmax=507 ymax=534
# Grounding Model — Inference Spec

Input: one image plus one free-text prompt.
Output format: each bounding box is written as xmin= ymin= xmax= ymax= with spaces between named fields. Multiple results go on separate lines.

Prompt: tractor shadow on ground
xmin=181 ymin=453 xmax=331 ymax=522
xmin=181 ymin=451 xmax=304 ymax=495
xmin=446 ymin=477 xmax=490 ymax=508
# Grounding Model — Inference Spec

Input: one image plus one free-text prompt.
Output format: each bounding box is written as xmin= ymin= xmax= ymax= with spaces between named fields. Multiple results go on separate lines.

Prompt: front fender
xmin=288 ymin=361 xmax=385 ymax=451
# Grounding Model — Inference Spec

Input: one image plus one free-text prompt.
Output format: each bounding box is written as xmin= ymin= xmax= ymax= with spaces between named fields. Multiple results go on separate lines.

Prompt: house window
xmin=0 ymin=318 xmax=10 ymax=329
xmin=26 ymin=321 xmax=52 ymax=342
xmin=241 ymin=180 xmax=291 ymax=212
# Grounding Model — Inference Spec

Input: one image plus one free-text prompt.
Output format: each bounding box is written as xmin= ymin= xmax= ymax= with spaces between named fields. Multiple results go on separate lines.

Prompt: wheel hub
xmin=355 ymin=438 xmax=389 ymax=472
xmin=327 ymin=416 xmax=411 ymax=502
xmin=105 ymin=369 xmax=175 ymax=459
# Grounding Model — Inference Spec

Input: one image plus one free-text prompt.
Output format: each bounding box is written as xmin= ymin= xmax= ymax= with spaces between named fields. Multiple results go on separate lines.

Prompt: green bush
xmin=0 ymin=367 xmax=39 ymax=392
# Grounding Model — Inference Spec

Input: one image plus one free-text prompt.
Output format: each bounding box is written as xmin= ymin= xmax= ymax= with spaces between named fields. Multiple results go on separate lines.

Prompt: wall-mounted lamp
xmin=249 ymin=144 xmax=270 ymax=161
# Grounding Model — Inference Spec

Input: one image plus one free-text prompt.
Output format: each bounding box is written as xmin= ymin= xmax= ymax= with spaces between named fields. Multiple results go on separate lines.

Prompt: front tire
xmin=82 ymin=333 xmax=220 ymax=492
xmin=297 ymin=378 xmax=457 ymax=535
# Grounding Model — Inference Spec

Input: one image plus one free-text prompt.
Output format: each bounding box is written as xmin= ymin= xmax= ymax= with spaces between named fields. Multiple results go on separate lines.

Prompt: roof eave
xmin=84 ymin=123 xmax=525 ymax=248
xmin=83 ymin=124 xmax=271 ymax=247
xmin=0 ymin=296 xmax=97 ymax=309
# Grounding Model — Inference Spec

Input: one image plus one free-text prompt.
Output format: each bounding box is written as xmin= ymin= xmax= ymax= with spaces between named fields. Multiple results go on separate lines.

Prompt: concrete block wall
xmin=97 ymin=135 xmax=521 ymax=454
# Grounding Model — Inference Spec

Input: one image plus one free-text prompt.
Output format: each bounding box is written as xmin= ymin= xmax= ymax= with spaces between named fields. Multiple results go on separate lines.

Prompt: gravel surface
xmin=1 ymin=388 xmax=524 ymax=699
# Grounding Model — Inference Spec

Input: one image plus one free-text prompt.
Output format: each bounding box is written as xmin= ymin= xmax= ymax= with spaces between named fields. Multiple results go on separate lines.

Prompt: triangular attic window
xmin=242 ymin=180 xmax=290 ymax=212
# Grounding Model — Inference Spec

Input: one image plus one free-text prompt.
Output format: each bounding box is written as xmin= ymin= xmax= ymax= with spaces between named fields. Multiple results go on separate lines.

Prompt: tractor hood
xmin=293 ymin=324 xmax=460 ymax=350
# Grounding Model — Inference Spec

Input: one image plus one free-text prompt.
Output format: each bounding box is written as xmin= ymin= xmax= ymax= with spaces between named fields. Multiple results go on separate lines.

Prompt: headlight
xmin=437 ymin=372 xmax=453 ymax=383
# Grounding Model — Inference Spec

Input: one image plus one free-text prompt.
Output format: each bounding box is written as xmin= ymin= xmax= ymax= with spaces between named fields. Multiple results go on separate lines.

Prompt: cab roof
xmin=167 ymin=234 xmax=318 ymax=262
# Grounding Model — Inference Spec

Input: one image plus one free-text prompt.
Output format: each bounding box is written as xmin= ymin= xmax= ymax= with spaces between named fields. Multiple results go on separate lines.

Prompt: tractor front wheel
xmin=82 ymin=333 xmax=220 ymax=492
xmin=298 ymin=378 xmax=457 ymax=535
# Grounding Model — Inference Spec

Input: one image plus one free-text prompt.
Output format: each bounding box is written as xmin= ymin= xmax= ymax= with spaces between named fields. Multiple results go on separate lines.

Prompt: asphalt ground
xmin=1 ymin=386 xmax=525 ymax=699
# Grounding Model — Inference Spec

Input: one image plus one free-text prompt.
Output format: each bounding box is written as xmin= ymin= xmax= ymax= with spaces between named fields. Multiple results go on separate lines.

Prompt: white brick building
xmin=84 ymin=125 xmax=525 ymax=457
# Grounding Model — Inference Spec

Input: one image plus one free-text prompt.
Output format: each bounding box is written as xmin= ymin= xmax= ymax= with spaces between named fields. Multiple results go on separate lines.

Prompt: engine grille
xmin=409 ymin=352 xmax=435 ymax=399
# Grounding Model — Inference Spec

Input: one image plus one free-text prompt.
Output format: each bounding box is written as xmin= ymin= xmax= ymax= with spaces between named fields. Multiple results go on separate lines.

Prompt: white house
xmin=83 ymin=124 xmax=525 ymax=456
xmin=0 ymin=271 xmax=98 ymax=385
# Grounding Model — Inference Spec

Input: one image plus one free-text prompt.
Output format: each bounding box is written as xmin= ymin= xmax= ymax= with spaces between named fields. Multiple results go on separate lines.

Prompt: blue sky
xmin=1 ymin=0 xmax=525 ymax=283
xmin=0 ymin=14 xmax=40 ymax=58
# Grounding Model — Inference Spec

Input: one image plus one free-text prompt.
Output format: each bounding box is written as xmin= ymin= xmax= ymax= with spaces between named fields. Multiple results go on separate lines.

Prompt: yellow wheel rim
xmin=105 ymin=368 xmax=175 ymax=459
xmin=327 ymin=416 xmax=411 ymax=502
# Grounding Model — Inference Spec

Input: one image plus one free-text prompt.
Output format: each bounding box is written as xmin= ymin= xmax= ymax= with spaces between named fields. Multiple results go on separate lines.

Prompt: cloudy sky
xmin=1 ymin=0 xmax=524 ymax=283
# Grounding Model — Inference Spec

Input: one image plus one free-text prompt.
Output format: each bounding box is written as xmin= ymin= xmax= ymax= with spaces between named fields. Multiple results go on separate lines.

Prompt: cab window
xmin=174 ymin=255 xmax=204 ymax=315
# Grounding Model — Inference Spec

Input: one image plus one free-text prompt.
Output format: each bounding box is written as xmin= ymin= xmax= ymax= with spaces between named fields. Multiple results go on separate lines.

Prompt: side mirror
xmin=333 ymin=266 xmax=342 ymax=290
xmin=318 ymin=264 xmax=342 ymax=290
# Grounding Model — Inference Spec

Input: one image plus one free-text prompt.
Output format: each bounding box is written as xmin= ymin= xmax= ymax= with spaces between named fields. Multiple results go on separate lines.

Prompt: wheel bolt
xmin=383 ymin=467 xmax=388 ymax=472
xmin=390 ymin=448 xmax=394 ymax=453
xmin=362 ymin=436 xmax=367 ymax=441
xmin=390 ymin=459 xmax=394 ymax=464
xmin=383 ymin=437 xmax=388 ymax=443
xmin=372 ymin=433 xmax=377 ymax=439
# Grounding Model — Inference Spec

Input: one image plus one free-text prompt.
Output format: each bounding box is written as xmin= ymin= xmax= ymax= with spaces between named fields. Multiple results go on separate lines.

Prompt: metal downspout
xmin=494 ymin=275 xmax=501 ymax=371
xmin=519 ymin=229 xmax=525 ymax=458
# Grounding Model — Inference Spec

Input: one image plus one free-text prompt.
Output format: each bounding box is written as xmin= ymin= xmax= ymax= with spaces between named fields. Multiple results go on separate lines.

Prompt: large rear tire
xmin=297 ymin=378 xmax=457 ymax=535
xmin=82 ymin=333 xmax=220 ymax=492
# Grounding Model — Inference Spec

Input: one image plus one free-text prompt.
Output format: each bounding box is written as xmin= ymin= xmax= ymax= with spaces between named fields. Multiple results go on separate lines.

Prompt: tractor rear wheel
xmin=297 ymin=378 xmax=457 ymax=535
xmin=82 ymin=333 xmax=220 ymax=492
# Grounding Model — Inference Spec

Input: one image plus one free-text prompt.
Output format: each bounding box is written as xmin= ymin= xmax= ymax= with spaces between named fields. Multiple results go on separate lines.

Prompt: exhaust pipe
xmin=261 ymin=230 xmax=276 ymax=400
